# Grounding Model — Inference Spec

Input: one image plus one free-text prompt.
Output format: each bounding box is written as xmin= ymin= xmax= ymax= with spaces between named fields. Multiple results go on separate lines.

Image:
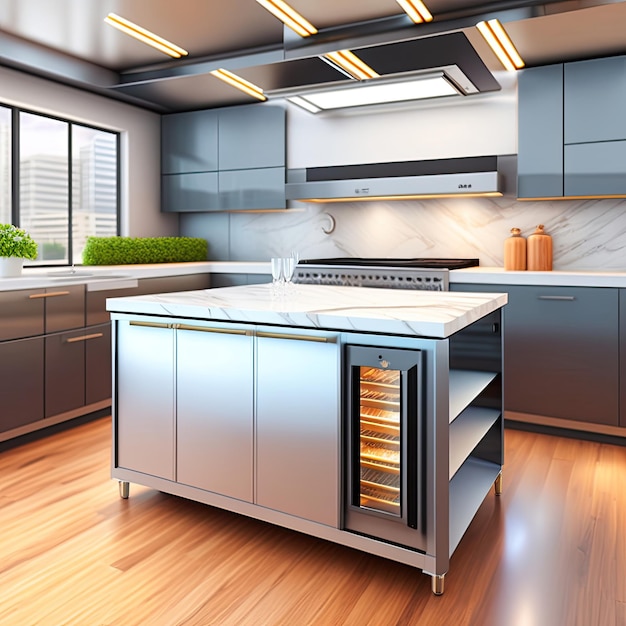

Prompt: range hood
xmin=286 ymin=156 xmax=511 ymax=202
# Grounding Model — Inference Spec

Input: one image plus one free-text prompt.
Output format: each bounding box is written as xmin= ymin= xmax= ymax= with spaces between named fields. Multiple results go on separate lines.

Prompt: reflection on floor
xmin=0 ymin=417 xmax=625 ymax=625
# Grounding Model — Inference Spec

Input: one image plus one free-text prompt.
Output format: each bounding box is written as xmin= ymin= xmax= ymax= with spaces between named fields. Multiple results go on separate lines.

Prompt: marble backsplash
xmin=180 ymin=196 xmax=626 ymax=271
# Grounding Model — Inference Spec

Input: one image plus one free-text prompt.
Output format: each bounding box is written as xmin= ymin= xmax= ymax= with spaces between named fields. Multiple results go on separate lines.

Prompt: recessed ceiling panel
xmin=114 ymin=73 xmax=258 ymax=112
xmin=356 ymin=32 xmax=500 ymax=92
xmin=237 ymin=57 xmax=351 ymax=93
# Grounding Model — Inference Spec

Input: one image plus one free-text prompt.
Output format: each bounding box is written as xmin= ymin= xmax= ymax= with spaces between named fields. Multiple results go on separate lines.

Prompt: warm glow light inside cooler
xmin=358 ymin=366 xmax=402 ymax=515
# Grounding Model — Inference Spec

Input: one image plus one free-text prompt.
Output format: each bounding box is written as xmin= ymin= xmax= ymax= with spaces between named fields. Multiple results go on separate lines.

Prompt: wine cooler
xmin=344 ymin=345 xmax=427 ymax=552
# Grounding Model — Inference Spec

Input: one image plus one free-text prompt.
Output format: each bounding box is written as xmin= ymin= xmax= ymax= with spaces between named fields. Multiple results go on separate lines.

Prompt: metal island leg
xmin=431 ymin=573 xmax=445 ymax=595
xmin=494 ymin=471 xmax=503 ymax=496
xmin=119 ymin=481 xmax=130 ymax=499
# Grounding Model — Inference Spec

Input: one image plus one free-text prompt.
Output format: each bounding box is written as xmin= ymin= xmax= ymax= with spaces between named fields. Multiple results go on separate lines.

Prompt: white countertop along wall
xmin=450 ymin=266 xmax=626 ymax=288
xmin=4 ymin=262 xmax=626 ymax=292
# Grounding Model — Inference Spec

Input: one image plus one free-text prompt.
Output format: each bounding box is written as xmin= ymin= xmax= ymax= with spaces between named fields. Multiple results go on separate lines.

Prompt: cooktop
xmin=299 ymin=258 xmax=479 ymax=270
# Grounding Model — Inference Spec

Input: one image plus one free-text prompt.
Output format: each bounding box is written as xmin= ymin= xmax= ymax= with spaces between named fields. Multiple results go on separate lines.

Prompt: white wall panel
xmin=286 ymin=72 xmax=517 ymax=168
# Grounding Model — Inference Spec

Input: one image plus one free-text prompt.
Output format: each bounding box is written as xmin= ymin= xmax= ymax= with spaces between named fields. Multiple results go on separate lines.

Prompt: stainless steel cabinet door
xmin=256 ymin=331 xmax=340 ymax=527
xmin=115 ymin=320 xmax=176 ymax=480
xmin=176 ymin=325 xmax=254 ymax=501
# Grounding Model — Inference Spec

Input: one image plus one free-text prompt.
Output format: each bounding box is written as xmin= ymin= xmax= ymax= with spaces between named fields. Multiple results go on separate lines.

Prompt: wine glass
xmin=282 ymin=255 xmax=296 ymax=293
xmin=270 ymin=257 xmax=283 ymax=296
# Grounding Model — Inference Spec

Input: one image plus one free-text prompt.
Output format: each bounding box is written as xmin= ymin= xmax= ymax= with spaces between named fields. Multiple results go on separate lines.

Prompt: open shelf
xmin=449 ymin=369 xmax=498 ymax=424
xmin=449 ymin=406 xmax=501 ymax=480
xmin=449 ymin=457 xmax=501 ymax=557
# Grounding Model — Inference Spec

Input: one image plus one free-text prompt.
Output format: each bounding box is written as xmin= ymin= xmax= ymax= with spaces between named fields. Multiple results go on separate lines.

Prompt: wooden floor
xmin=1 ymin=417 xmax=625 ymax=626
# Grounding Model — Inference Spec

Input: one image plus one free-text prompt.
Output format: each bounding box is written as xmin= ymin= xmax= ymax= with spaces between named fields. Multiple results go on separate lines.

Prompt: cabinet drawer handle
xmin=66 ymin=332 xmax=104 ymax=343
xmin=537 ymin=295 xmax=576 ymax=301
xmin=256 ymin=331 xmax=330 ymax=343
xmin=29 ymin=290 xmax=71 ymax=299
xmin=129 ymin=321 xmax=171 ymax=329
xmin=177 ymin=324 xmax=249 ymax=335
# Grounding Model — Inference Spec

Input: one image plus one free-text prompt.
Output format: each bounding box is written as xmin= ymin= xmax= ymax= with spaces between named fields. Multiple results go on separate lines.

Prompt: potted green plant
xmin=0 ymin=224 xmax=38 ymax=277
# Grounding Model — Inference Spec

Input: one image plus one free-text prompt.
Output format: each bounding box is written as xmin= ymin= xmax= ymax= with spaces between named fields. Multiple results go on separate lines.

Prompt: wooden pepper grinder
xmin=504 ymin=227 xmax=527 ymax=270
xmin=527 ymin=224 xmax=553 ymax=271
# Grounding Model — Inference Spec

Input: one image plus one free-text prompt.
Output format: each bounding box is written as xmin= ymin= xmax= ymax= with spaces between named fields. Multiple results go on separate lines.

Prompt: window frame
xmin=2 ymin=103 xmax=121 ymax=267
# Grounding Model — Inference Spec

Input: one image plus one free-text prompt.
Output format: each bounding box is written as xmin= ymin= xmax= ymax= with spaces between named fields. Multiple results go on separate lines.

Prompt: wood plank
xmin=0 ymin=417 xmax=625 ymax=624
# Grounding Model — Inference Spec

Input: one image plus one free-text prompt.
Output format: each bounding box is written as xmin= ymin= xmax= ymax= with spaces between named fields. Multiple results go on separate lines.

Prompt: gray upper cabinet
xmin=518 ymin=55 xmax=626 ymax=198
xmin=564 ymin=141 xmax=626 ymax=196
xmin=162 ymin=171 xmax=220 ymax=212
xmin=161 ymin=110 xmax=218 ymax=174
xmin=161 ymin=103 xmax=286 ymax=212
xmin=517 ymin=64 xmax=564 ymax=199
xmin=564 ymin=56 xmax=626 ymax=145
xmin=218 ymin=167 xmax=285 ymax=210
xmin=218 ymin=104 xmax=286 ymax=171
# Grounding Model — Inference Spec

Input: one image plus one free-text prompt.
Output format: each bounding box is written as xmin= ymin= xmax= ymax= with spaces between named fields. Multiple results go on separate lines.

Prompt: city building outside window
xmin=0 ymin=105 xmax=119 ymax=266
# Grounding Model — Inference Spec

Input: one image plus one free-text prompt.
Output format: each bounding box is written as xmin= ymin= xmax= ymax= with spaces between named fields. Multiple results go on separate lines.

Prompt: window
xmin=0 ymin=105 xmax=119 ymax=266
xmin=0 ymin=107 xmax=10 ymax=224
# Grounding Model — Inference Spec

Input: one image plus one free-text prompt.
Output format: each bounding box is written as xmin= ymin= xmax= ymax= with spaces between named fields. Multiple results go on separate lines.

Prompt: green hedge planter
xmin=82 ymin=236 xmax=208 ymax=265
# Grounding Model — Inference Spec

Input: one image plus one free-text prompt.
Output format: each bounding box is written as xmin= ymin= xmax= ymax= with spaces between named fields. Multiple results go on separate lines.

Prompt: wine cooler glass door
xmin=345 ymin=345 xmax=425 ymax=549
xmin=358 ymin=364 xmax=402 ymax=517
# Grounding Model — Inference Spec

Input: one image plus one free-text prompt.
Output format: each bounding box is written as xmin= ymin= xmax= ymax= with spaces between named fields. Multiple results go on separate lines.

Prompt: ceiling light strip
xmin=104 ymin=13 xmax=188 ymax=58
xmin=255 ymin=0 xmax=317 ymax=37
xmin=324 ymin=50 xmax=379 ymax=80
xmin=210 ymin=69 xmax=267 ymax=101
xmin=396 ymin=0 xmax=433 ymax=23
xmin=476 ymin=19 xmax=524 ymax=71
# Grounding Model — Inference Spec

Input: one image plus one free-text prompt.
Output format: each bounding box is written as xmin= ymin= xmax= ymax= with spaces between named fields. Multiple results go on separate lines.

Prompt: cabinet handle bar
xmin=129 ymin=321 xmax=171 ymax=329
xmin=256 ymin=331 xmax=329 ymax=343
xmin=66 ymin=333 xmax=105 ymax=343
xmin=537 ymin=296 xmax=576 ymax=301
xmin=29 ymin=291 xmax=71 ymax=299
xmin=178 ymin=324 xmax=249 ymax=335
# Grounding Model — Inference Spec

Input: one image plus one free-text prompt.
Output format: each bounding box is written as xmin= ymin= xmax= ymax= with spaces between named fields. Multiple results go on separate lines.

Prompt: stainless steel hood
xmin=286 ymin=156 xmax=514 ymax=202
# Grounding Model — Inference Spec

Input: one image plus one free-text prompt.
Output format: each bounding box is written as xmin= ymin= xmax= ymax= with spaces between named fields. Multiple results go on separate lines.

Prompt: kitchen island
xmin=107 ymin=284 xmax=506 ymax=595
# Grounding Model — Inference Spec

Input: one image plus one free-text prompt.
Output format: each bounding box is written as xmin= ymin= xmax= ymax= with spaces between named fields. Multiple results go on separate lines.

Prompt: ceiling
xmin=0 ymin=0 xmax=625 ymax=113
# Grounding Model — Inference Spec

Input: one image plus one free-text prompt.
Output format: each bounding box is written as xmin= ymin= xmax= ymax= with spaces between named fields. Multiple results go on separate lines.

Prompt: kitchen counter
xmin=8 ymin=261 xmax=626 ymax=291
xmin=105 ymin=283 xmax=507 ymax=338
xmin=450 ymin=266 xmax=626 ymax=288
xmin=0 ymin=261 xmax=265 ymax=292
xmin=109 ymin=281 xmax=505 ymax=595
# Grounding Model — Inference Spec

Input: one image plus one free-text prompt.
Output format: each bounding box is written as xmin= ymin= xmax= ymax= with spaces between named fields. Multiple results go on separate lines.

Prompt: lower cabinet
xmin=45 ymin=323 xmax=112 ymax=418
xmin=256 ymin=331 xmax=339 ymax=527
xmin=621 ymin=290 xmax=626 ymax=428
xmin=452 ymin=283 xmax=619 ymax=426
xmin=0 ymin=336 xmax=44 ymax=432
xmin=176 ymin=324 xmax=254 ymax=501
xmin=116 ymin=320 xmax=176 ymax=480
xmin=113 ymin=318 xmax=341 ymax=525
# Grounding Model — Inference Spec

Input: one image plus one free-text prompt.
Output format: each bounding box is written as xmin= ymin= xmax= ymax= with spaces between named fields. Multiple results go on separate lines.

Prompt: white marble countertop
xmin=449 ymin=266 xmax=626 ymax=288
xmin=0 ymin=261 xmax=267 ymax=292
xmin=106 ymin=283 xmax=508 ymax=339
xmin=5 ymin=260 xmax=626 ymax=292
